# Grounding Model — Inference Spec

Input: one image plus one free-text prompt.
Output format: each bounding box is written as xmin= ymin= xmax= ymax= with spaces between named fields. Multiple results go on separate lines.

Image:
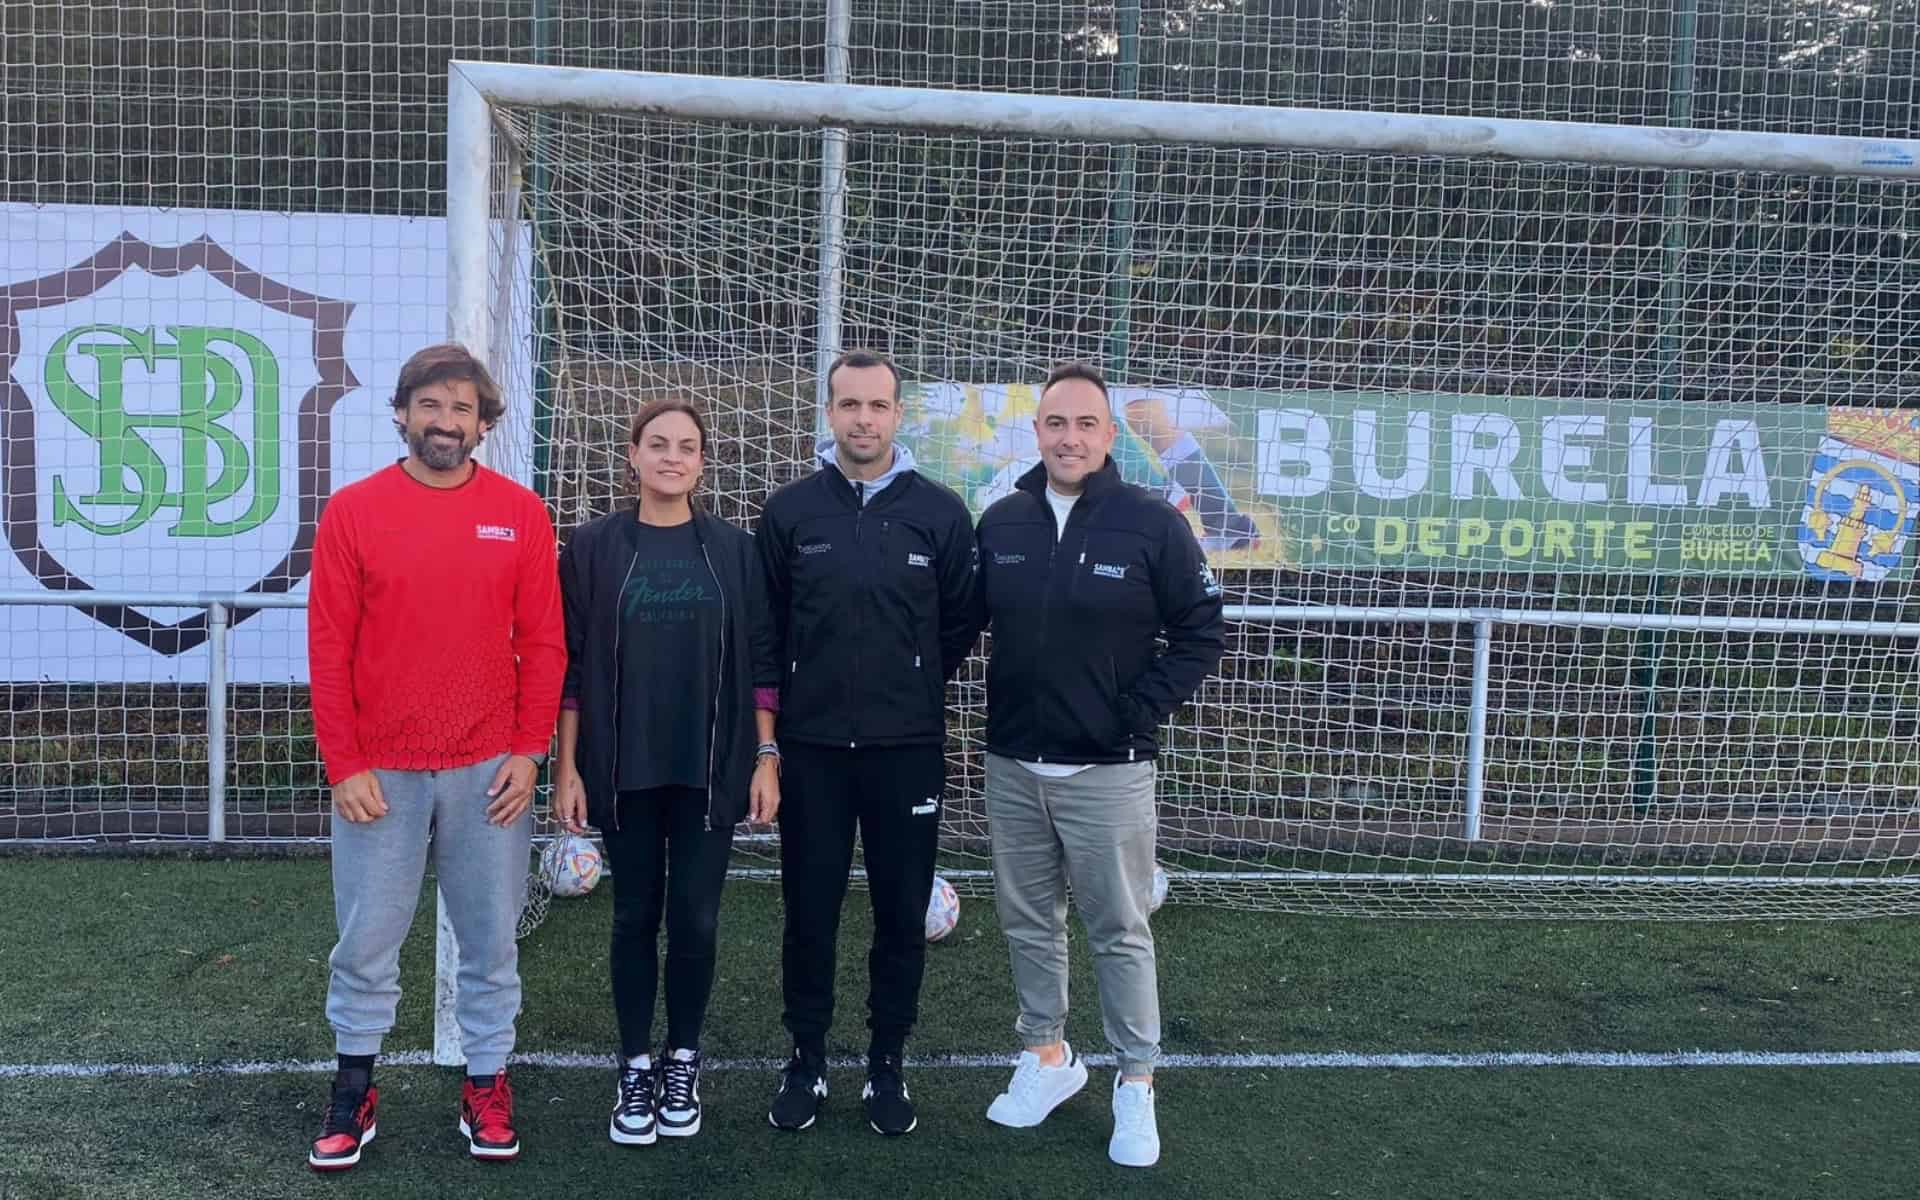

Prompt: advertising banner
xmin=905 ymin=382 xmax=1917 ymax=582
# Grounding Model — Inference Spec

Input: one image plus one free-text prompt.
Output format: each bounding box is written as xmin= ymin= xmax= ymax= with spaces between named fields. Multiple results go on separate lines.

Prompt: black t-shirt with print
xmin=616 ymin=519 xmax=722 ymax=792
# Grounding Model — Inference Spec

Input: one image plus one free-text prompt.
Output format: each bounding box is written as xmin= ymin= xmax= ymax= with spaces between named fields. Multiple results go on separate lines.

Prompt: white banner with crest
xmin=0 ymin=202 xmax=530 ymax=682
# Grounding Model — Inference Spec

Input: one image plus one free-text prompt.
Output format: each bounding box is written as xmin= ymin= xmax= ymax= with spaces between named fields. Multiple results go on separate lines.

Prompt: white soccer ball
xmin=1148 ymin=862 xmax=1170 ymax=914
xmin=541 ymin=834 xmax=603 ymax=897
xmin=925 ymin=875 xmax=960 ymax=942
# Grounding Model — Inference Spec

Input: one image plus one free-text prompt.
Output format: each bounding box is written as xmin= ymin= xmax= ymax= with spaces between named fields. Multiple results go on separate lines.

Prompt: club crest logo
xmin=1798 ymin=409 xmax=1920 ymax=583
xmin=0 ymin=233 xmax=358 ymax=652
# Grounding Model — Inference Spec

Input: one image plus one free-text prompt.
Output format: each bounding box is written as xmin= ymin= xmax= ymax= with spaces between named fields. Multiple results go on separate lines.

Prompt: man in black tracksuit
xmin=974 ymin=363 xmax=1224 ymax=1169
xmin=758 ymin=350 xmax=980 ymax=1137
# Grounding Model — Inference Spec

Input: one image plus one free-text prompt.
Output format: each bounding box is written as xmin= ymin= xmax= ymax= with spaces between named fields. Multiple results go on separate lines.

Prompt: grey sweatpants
xmin=325 ymin=753 xmax=530 ymax=1076
xmin=985 ymin=752 xmax=1160 ymax=1077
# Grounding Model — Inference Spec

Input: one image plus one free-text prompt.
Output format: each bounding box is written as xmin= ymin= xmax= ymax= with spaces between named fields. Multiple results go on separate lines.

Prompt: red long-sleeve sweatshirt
xmin=306 ymin=462 xmax=567 ymax=785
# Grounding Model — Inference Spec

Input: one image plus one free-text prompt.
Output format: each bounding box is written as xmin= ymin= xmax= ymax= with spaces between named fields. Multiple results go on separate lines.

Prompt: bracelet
xmin=755 ymin=742 xmax=781 ymax=773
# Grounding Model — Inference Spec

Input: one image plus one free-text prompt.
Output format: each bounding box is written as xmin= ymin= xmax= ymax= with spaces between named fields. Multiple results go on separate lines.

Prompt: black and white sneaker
xmin=767 ymin=1049 xmax=828 ymax=1131
xmin=609 ymin=1057 xmax=657 ymax=1146
xmin=657 ymin=1049 xmax=703 ymax=1138
xmin=863 ymin=1053 xmax=917 ymax=1136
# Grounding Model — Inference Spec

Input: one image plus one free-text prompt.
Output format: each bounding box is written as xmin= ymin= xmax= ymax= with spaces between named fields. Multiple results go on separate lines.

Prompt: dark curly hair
xmin=390 ymin=343 xmax=505 ymax=426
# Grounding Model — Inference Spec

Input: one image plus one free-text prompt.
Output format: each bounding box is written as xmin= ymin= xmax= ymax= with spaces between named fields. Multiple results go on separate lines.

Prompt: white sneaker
xmin=1108 ymin=1074 xmax=1159 ymax=1167
xmin=985 ymin=1042 xmax=1089 ymax=1128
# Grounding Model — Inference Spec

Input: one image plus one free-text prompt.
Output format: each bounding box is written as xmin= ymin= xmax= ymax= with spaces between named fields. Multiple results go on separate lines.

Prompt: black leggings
xmin=599 ymin=787 xmax=735 ymax=1058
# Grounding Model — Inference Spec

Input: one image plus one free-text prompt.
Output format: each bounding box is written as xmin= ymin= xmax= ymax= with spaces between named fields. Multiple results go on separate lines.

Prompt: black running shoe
xmin=863 ymin=1053 xmax=917 ymax=1136
xmin=767 ymin=1048 xmax=828 ymax=1131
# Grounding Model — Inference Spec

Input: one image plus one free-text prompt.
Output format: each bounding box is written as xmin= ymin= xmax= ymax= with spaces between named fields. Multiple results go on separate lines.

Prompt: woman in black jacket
xmin=553 ymin=397 xmax=781 ymax=1147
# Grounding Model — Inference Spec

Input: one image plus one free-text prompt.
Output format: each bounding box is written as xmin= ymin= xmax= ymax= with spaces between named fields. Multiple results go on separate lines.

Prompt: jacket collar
xmin=821 ymin=459 xmax=915 ymax=508
xmin=1014 ymin=456 xmax=1122 ymax=503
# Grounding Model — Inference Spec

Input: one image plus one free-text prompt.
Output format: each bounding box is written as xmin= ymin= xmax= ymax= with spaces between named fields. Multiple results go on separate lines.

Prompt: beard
xmin=408 ymin=426 xmax=476 ymax=471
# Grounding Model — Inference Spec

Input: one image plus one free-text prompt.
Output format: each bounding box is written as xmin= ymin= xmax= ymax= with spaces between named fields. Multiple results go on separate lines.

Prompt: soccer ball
xmin=541 ymin=834 xmax=603 ymax=897
xmin=1148 ymin=862 xmax=1170 ymax=914
xmin=925 ymin=875 xmax=961 ymax=942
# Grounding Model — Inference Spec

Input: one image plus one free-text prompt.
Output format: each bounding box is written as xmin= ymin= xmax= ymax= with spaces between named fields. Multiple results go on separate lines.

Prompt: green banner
xmin=900 ymin=383 xmax=1920 ymax=580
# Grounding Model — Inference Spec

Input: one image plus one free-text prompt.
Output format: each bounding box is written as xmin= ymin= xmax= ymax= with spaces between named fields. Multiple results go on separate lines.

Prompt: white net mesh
xmin=481 ymin=84 xmax=1920 ymax=918
xmin=3 ymin=1 xmax=1918 ymax=921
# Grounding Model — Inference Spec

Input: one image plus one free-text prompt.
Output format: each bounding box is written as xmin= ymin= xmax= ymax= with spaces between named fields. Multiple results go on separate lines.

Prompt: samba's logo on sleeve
xmin=0 ymin=233 xmax=359 ymax=653
xmin=1798 ymin=409 xmax=1920 ymax=583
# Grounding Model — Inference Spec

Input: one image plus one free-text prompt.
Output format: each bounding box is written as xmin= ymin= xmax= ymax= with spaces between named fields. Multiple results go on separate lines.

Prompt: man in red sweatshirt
xmin=304 ymin=343 xmax=565 ymax=1171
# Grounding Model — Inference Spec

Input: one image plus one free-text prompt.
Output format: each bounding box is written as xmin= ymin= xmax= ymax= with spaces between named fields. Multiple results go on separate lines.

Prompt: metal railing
xmin=2 ymin=591 xmax=305 ymax=843
xmin=11 ymin=590 xmax=1920 ymax=846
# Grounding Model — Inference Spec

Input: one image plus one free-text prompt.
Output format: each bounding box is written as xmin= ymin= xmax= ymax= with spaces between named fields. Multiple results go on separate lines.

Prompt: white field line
xmin=5 ymin=1048 xmax=1920 ymax=1080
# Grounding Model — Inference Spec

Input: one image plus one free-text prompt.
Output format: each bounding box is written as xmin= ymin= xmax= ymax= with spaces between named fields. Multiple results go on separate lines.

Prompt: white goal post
xmin=443 ymin=60 xmax=1920 ymax=937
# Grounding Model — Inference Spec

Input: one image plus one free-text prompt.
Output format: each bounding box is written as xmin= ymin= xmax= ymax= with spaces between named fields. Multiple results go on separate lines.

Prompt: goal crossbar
xmin=444 ymin=59 xmax=1920 ymax=404
xmin=448 ymin=61 xmax=1920 ymax=177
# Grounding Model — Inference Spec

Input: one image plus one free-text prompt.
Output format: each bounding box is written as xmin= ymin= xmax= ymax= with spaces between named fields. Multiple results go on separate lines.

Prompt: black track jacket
xmin=976 ymin=458 xmax=1225 ymax=764
xmin=757 ymin=459 xmax=980 ymax=748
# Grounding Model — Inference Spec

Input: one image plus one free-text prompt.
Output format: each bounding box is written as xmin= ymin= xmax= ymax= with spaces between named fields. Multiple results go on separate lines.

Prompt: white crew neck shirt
xmin=1044 ymin=485 xmax=1079 ymax=541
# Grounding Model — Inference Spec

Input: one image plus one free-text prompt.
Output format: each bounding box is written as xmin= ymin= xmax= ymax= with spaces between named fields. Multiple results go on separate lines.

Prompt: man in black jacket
xmin=974 ymin=362 xmax=1225 ymax=1168
xmin=758 ymin=349 xmax=980 ymax=1136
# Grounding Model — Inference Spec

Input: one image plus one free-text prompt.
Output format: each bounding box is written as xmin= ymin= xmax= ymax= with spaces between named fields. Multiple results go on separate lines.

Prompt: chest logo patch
xmin=476 ymin=523 xmax=517 ymax=543
xmin=1092 ymin=562 xmax=1129 ymax=580
xmin=993 ymin=552 xmax=1025 ymax=566
xmin=906 ymin=552 xmax=930 ymax=568
xmin=799 ymin=542 xmax=833 ymax=556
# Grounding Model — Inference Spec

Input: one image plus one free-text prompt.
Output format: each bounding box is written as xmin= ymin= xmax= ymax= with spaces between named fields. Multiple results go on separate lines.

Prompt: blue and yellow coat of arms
xmin=1798 ymin=409 xmax=1920 ymax=583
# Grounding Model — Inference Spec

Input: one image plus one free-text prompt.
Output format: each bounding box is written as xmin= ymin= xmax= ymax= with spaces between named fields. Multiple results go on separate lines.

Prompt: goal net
xmin=457 ymin=62 xmax=1920 ymax=920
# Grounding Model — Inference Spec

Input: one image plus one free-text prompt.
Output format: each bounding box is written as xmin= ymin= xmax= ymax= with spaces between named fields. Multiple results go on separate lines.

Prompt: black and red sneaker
xmin=458 ymin=1071 xmax=521 ymax=1161
xmin=308 ymin=1076 xmax=378 ymax=1172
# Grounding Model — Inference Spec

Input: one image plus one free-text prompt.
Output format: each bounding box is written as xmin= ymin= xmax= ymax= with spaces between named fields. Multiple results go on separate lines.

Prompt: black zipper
xmin=848 ymin=480 xmax=866 ymax=748
xmin=607 ymin=542 xmax=641 ymax=832
xmin=699 ymin=537 xmax=725 ymax=833
xmin=1033 ymin=493 xmax=1095 ymax=765
xmin=1033 ymin=492 xmax=1061 ymax=763
xmin=1068 ymin=532 xmax=1092 ymax=600
xmin=1038 ymin=517 xmax=1057 ymax=643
